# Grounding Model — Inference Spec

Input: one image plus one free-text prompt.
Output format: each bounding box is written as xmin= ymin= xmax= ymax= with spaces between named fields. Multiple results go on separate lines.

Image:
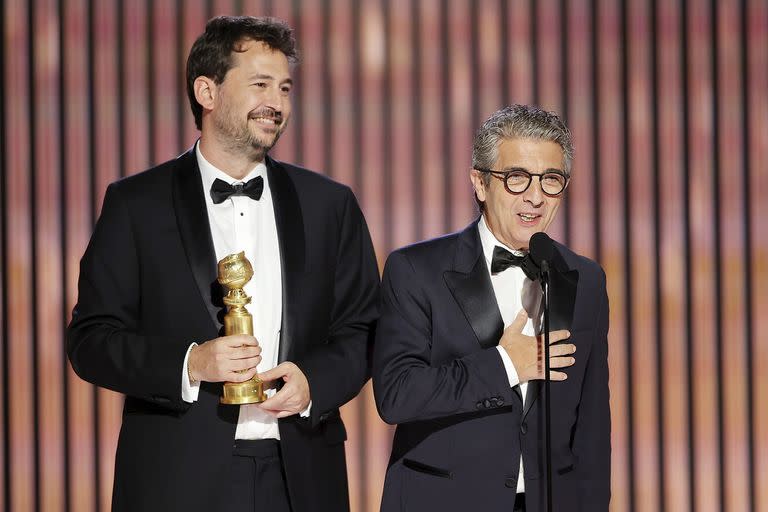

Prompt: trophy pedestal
xmin=221 ymin=377 xmax=267 ymax=405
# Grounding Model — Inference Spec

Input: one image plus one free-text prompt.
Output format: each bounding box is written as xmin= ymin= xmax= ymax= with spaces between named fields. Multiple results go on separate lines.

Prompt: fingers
xmin=549 ymin=370 xmax=569 ymax=381
xmin=227 ymin=365 xmax=260 ymax=383
xmin=257 ymin=362 xmax=290 ymax=383
xmin=548 ymin=329 xmax=571 ymax=344
xmin=510 ymin=309 xmax=529 ymax=333
xmin=223 ymin=334 xmax=260 ymax=348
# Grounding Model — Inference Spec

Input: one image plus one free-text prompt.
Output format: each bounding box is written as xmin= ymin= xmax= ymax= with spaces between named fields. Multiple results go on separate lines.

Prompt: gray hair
xmin=471 ymin=104 xmax=574 ymax=179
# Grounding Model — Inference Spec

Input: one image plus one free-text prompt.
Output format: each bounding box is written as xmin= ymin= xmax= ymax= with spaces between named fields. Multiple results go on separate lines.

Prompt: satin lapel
xmin=172 ymin=149 xmax=222 ymax=332
xmin=523 ymin=244 xmax=579 ymax=417
xmin=443 ymin=223 xmax=504 ymax=350
xmin=266 ymin=157 xmax=306 ymax=363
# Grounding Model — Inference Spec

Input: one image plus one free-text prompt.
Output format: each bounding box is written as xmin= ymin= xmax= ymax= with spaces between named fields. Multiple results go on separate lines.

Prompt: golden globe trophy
xmin=217 ymin=252 xmax=267 ymax=404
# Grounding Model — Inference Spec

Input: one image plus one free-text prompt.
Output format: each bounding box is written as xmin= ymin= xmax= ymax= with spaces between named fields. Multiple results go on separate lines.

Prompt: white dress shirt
xmin=180 ymin=141 xmax=284 ymax=440
xmin=479 ymin=216 xmax=543 ymax=493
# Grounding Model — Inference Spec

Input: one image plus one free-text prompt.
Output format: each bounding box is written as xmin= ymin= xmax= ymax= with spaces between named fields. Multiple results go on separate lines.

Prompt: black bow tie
xmin=491 ymin=246 xmax=527 ymax=274
xmin=210 ymin=176 xmax=264 ymax=204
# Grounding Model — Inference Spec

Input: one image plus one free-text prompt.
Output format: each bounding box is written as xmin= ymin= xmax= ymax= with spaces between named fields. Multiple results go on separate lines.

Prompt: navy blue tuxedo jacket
xmin=373 ymin=220 xmax=610 ymax=512
xmin=67 ymin=149 xmax=379 ymax=512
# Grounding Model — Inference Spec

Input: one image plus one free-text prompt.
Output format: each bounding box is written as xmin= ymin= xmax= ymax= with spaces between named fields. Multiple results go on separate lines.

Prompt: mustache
xmin=248 ymin=108 xmax=283 ymax=123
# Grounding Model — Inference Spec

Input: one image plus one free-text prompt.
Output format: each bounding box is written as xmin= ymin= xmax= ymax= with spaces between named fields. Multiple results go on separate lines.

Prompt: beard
xmin=213 ymin=100 xmax=288 ymax=161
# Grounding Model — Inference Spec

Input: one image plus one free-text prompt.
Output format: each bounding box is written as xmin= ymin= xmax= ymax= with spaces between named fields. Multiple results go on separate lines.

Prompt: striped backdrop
xmin=1 ymin=1 xmax=766 ymax=511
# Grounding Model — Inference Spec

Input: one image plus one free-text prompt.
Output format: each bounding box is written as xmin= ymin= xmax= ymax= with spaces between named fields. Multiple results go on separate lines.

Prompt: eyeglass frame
xmin=475 ymin=167 xmax=571 ymax=197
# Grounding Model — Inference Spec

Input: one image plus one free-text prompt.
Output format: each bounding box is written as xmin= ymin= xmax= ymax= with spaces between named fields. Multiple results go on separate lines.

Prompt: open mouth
xmin=517 ymin=213 xmax=541 ymax=222
xmin=251 ymin=115 xmax=281 ymax=126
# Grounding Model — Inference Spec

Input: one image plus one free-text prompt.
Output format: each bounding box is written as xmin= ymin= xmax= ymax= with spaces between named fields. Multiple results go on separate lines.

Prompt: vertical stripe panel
xmin=7 ymin=1 xmax=35 ymax=509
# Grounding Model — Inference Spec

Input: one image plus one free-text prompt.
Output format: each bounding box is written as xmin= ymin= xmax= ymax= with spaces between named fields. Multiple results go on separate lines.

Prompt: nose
xmin=264 ymin=84 xmax=283 ymax=111
xmin=522 ymin=178 xmax=544 ymax=207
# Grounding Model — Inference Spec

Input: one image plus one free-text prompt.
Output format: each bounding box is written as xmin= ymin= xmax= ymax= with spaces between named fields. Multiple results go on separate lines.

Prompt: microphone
xmin=529 ymin=232 xmax=555 ymax=271
xmin=520 ymin=232 xmax=555 ymax=280
xmin=529 ymin=231 xmax=555 ymax=512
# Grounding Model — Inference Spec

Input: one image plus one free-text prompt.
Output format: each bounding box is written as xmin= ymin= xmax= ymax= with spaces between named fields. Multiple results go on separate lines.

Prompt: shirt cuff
xmin=299 ymin=401 xmax=312 ymax=418
xmin=496 ymin=345 xmax=521 ymax=388
xmin=182 ymin=343 xmax=201 ymax=403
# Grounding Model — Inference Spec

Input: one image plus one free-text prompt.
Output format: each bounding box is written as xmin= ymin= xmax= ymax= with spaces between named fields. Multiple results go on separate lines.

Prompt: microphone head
xmin=529 ymin=232 xmax=555 ymax=266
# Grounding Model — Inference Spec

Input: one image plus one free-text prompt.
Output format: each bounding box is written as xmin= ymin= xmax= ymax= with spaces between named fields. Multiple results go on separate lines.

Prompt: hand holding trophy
xmin=217 ymin=252 xmax=267 ymax=404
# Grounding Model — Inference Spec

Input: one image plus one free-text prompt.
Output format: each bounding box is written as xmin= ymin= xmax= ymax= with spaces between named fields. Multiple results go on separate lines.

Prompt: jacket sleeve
xmin=372 ymin=250 xmax=516 ymax=425
xmin=572 ymin=268 xmax=611 ymax=509
xmin=66 ymin=184 xmax=191 ymax=412
xmin=295 ymin=188 xmax=380 ymax=427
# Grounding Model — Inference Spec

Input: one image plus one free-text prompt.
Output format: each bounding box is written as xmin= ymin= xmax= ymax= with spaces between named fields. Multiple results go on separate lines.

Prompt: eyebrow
xmin=248 ymin=73 xmax=293 ymax=86
xmin=500 ymin=166 xmax=564 ymax=174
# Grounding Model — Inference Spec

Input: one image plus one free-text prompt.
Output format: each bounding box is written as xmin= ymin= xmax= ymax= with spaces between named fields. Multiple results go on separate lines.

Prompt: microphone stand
xmin=540 ymin=260 xmax=553 ymax=512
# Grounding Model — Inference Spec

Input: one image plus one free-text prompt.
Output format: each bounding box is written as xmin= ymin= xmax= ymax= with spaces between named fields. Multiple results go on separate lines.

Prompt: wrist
xmin=187 ymin=345 xmax=198 ymax=384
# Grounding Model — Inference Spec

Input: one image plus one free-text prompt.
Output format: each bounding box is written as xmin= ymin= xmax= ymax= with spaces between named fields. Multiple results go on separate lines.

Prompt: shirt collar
xmin=477 ymin=215 xmax=526 ymax=265
xmin=195 ymin=140 xmax=268 ymax=204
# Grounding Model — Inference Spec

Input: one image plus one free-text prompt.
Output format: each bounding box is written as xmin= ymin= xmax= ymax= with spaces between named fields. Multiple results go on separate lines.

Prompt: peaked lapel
xmin=172 ymin=148 xmax=222 ymax=333
xmin=523 ymin=242 xmax=580 ymax=417
xmin=266 ymin=156 xmax=306 ymax=363
xmin=443 ymin=222 xmax=505 ymax=351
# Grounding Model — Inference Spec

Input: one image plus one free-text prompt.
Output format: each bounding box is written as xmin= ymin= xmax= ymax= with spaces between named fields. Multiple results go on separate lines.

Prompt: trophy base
xmin=220 ymin=377 xmax=267 ymax=405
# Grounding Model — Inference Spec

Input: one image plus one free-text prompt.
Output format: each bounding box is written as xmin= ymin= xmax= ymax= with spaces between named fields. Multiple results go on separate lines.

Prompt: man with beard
xmin=67 ymin=16 xmax=379 ymax=512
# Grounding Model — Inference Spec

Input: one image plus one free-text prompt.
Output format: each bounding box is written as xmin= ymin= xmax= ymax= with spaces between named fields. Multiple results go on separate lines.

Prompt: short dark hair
xmin=186 ymin=16 xmax=298 ymax=130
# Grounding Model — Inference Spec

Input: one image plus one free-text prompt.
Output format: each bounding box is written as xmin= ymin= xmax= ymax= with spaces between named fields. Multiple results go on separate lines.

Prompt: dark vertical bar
xmin=560 ymin=0 xmax=571 ymax=246
xmin=117 ymin=0 xmax=126 ymax=179
xmin=88 ymin=0 xmax=97 ymax=225
xmin=234 ymin=0 xmax=244 ymax=16
xmin=57 ymin=0 xmax=71 ymax=510
xmin=0 ymin=0 xmax=10 ymax=508
xmin=263 ymin=0 xmax=273 ymax=16
xmin=590 ymin=0 xmax=601 ymax=262
xmin=350 ymin=0 xmax=361 ymax=196
xmin=382 ymin=0 xmax=393 ymax=252
xmin=291 ymin=0 xmax=304 ymax=166
xmin=205 ymin=0 xmax=214 ymax=21
xmin=439 ymin=0 xmax=451 ymax=230
xmin=321 ymin=0 xmax=333 ymax=178
xmin=499 ymin=0 xmax=509 ymax=107
xmin=620 ymin=1 xmax=636 ymax=510
xmin=530 ymin=0 xmax=539 ymax=105
xmin=176 ymin=0 xmax=186 ymax=153
xmin=740 ymin=1 xmax=756 ymax=510
xmin=680 ymin=0 xmax=696 ymax=509
xmin=146 ymin=0 xmax=156 ymax=166
xmin=709 ymin=1 xmax=725 ymax=511
xmin=27 ymin=0 xmax=41 ymax=508
xmin=469 ymin=1 xmax=479 ymax=128
xmin=411 ymin=0 xmax=423 ymax=240
xmin=650 ymin=0 xmax=665 ymax=510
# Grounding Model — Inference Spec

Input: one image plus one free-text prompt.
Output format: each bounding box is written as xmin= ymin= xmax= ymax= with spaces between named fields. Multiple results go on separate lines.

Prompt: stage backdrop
xmin=1 ymin=0 xmax=766 ymax=511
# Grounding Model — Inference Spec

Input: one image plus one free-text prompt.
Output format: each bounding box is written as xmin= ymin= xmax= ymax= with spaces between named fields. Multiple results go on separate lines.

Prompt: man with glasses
xmin=373 ymin=105 xmax=610 ymax=512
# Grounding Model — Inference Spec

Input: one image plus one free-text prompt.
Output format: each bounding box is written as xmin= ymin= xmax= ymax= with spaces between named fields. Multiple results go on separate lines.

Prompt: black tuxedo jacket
xmin=67 ymin=149 xmax=379 ymax=512
xmin=373 ymin=220 xmax=610 ymax=512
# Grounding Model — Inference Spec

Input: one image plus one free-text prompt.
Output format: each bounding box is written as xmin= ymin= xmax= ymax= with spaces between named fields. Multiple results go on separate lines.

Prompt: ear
xmin=193 ymin=76 xmax=217 ymax=112
xmin=470 ymin=169 xmax=487 ymax=203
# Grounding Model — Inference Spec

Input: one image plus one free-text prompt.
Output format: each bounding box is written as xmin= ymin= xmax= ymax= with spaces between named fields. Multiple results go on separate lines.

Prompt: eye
xmin=280 ymin=85 xmax=292 ymax=94
xmin=542 ymin=173 xmax=565 ymax=185
xmin=253 ymin=82 xmax=268 ymax=88
xmin=506 ymin=171 xmax=530 ymax=183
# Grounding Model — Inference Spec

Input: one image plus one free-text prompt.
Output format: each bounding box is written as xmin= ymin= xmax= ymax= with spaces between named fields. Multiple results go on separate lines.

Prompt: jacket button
xmin=521 ymin=422 xmax=528 ymax=434
xmin=505 ymin=478 xmax=516 ymax=488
